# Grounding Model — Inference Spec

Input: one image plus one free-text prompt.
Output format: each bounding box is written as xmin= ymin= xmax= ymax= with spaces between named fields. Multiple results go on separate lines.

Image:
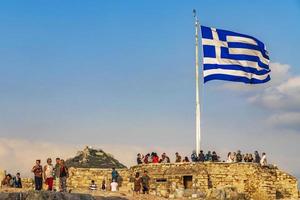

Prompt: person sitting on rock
xmin=226 ymin=152 xmax=233 ymax=163
xmin=137 ymin=153 xmax=143 ymax=165
xmin=183 ymin=156 xmax=190 ymax=162
xmin=143 ymin=154 xmax=150 ymax=164
xmin=151 ymin=152 xmax=159 ymax=163
xmin=175 ymin=152 xmax=182 ymax=162
xmin=212 ymin=151 xmax=218 ymax=162
xmin=236 ymin=150 xmax=243 ymax=162
xmin=254 ymin=151 xmax=261 ymax=163
xmin=198 ymin=150 xmax=205 ymax=162
xmin=260 ymin=152 xmax=267 ymax=166
xmin=248 ymin=154 xmax=254 ymax=162
xmin=244 ymin=153 xmax=249 ymax=162
xmin=191 ymin=150 xmax=198 ymax=162
xmin=205 ymin=151 xmax=212 ymax=162
xmin=1 ymin=174 xmax=14 ymax=187
xmin=159 ymin=153 xmax=170 ymax=163
xmin=89 ymin=180 xmax=97 ymax=191
xmin=13 ymin=172 xmax=22 ymax=188
xmin=110 ymin=179 xmax=118 ymax=192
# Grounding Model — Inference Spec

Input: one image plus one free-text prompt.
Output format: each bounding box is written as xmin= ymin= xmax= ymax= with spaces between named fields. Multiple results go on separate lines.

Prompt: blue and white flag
xmin=201 ymin=26 xmax=271 ymax=84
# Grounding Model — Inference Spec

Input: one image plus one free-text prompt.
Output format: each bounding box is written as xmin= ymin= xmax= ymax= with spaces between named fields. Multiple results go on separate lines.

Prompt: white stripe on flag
xmin=203 ymin=68 xmax=270 ymax=80
xmin=203 ymin=57 xmax=267 ymax=71
xmin=226 ymin=35 xmax=257 ymax=45
xmin=229 ymin=48 xmax=269 ymax=65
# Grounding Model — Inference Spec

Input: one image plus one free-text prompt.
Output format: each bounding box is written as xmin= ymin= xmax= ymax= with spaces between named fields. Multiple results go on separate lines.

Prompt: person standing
xmin=32 ymin=159 xmax=43 ymax=190
xmin=59 ymin=159 xmax=68 ymax=192
xmin=141 ymin=170 xmax=150 ymax=194
xmin=254 ymin=151 xmax=261 ymax=163
xmin=54 ymin=158 xmax=61 ymax=191
xmin=44 ymin=158 xmax=54 ymax=191
xmin=260 ymin=152 xmax=267 ymax=166
xmin=133 ymin=172 xmax=142 ymax=195
xmin=111 ymin=168 xmax=119 ymax=182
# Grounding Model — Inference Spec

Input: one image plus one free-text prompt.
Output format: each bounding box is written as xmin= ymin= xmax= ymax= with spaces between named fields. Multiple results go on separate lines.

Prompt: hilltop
xmin=65 ymin=146 xmax=126 ymax=169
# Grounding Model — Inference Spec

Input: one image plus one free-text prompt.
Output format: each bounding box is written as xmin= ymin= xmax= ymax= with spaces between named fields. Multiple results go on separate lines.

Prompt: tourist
xmin=143 ymin=154 xmax=150 ymax=164
xmin=101 ymin=180 xmax=106 ymax=191
xmin=160 ymin=153 xmax=170 ymax=163
xmin=1 ymin=174 xmax=14 ymax=187
xmin=244 ymin=153 xmax=249 ymax=162
xmin=133 ymin=172 xmax=142 ymax=194
xmin=232 ymin=152 xmax=237 ymax=162
xmin=111 ymin=168 xmax=119 ymax=182
xmin=89 ymin=180 xmax=97 ymax=191
xmin=148 ymin=153 xmax=153 ymax=163
xmin=111 ymin=179 xmax=118 ymax=192
xmin=248 ymin=154 xmax=254 ymax=162
xmin=175 ymin=152 xmax=182 ymax=162
xmin=137 ymin=153 xmax=143 ymax=165
xmin=44 ymin=158 xmax=54 ymax=191
xmin=31 ymin=159 xmax=43 ymax=190
xmin=236 ymin=150 xmax=243 ymax=162
xmin=191 ymin=150 xmax=198 ymax=162
xmin=141 ymin=170 xmax=150 ymax=194
xmin=198 ymin=150 xmax=205 ymax=162
xmin=59 ymin=159 xmax=69 ymax=192
xmin=260 ymin=152 xmax=267 ymax=166
xmin=183 ymin=156 xmax=190 ymax=162
xmin=205 ymin=151 xmax=212 ymax=162
xmin=226 ymin=152 xmax=233 ymax=163
xmin=152 ymin=152 xmax=159 ymax=163
xmin=13 ymin=172 xmax=22 ymax=188
xmin=254 ymin=151 xmax=261 ymax=163
xmin=212 ymin=151 xmax=218 ymax=162
xmin=54 ymin=157 xmax=61 ymax=192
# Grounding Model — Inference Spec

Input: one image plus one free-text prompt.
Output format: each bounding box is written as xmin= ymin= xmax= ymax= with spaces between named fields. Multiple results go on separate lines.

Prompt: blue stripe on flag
xmin=204 ymin=74 xmax=271 ymax=84
xmin=221 ymin=47 xmax=269 ymax=69
xmin=227 ymin=42 xmax=269 ymax=60
xmin=204 ymin=64 xmax=270 ymax=76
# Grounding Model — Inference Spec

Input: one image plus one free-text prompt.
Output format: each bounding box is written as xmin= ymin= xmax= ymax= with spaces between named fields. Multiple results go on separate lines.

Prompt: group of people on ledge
xmin=31 ymin=158 xmax=69 ymax=192
xmin=1 ymin=172 xmax=22 ymax=188
xmin=136 ymin=150 xmax=268 ymax=166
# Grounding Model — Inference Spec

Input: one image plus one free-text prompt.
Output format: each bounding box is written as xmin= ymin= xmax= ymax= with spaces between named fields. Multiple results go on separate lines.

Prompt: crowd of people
xmin=136 ymin=150 xmax=268 ymax=166
xmin=31 ymin=157 xmax=69 ymax=192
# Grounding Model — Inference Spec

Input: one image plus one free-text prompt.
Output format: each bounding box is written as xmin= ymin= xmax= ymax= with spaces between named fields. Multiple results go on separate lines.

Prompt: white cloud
xmin=0 ymin=137 xmax=188 ymax=178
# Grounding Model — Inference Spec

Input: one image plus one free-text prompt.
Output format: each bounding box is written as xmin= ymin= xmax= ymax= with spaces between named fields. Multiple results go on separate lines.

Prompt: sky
xmin=0 ymin=0 xmax=300 ymax=180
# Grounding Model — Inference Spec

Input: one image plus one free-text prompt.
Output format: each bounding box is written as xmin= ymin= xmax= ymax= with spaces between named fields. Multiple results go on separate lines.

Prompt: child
xmin=89 ymin=180 xmax=97 ymax=191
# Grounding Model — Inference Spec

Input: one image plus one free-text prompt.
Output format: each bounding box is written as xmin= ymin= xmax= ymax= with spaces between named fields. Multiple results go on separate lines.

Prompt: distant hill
xmin=65 ymin=146 xmax=126 ymax=169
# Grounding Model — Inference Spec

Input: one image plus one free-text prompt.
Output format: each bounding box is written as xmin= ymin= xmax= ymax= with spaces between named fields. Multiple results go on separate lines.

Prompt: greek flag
xmin=201 ymin=26 xmax=271 ymax=84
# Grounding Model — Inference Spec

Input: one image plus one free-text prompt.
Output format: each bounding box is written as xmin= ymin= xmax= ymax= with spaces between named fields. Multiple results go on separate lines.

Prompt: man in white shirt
xmin=110 ymin=179 xmax=118 ymax=192
xmin=260 ymin=152 xmax=267 ymax=166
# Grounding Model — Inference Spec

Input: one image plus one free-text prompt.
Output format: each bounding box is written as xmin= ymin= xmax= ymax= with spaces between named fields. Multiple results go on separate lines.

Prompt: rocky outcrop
xmin=65 ymin=146 xmax=126 ymax=169
xmin=0 ymin=190 xmax=95 ymax=200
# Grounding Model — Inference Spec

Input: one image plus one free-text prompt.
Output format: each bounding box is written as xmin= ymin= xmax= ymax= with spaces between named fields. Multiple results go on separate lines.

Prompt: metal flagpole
xmin=193 ymin=9 xmax=201 ymax=155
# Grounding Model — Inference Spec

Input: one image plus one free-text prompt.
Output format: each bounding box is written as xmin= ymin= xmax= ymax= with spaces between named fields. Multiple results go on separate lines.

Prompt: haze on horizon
xmin=0 ymin=0 xmax=300 ymax=180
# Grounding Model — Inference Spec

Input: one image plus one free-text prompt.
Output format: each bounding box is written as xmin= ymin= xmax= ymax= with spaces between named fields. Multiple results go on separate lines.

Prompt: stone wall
xmin=67 ymin=163 xmax=298 ymax=199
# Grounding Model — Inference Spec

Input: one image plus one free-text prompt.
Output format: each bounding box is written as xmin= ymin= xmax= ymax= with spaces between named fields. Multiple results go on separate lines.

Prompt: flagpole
xmin=193 ymin=9 xmax=201 ymax=155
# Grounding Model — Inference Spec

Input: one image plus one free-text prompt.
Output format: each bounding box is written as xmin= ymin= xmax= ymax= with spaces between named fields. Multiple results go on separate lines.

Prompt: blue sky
xmin=0 ymin=0 xmax=300 ymax=179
